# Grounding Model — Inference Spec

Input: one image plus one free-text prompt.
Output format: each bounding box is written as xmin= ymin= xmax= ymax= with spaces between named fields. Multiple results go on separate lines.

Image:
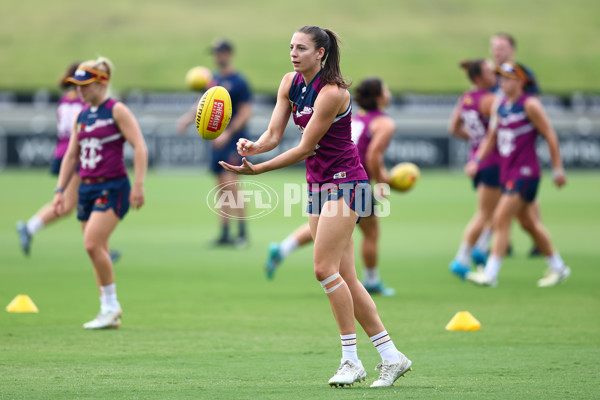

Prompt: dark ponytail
xmin=297 ymin=25 xmax=350 ymax=89
xmin=459 ymin=59 xmax=484 ymax=83
xmin=355 ymin=77 xmax=383 ymax=111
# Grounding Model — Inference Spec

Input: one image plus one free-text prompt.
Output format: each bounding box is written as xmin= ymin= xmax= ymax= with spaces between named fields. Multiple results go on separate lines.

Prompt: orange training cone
xmin=445 ymin=311 xmax=481 ymax=331
xmin=6 ymin=295 xmax=39 ymax=313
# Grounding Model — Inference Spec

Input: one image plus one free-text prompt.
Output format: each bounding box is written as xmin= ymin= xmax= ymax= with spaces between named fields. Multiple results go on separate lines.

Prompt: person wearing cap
xmin=177 ymin=38 xmax=252 ymax=248
xmin=490 ymin=32 xmax=544 ymax=257
xmin=16 ymin=62 xmax=121 ymax=263
xmin=53 ymin=57 xmax=148 ymax=329
xmin=464 ymin=61 xmax=570 ymax=288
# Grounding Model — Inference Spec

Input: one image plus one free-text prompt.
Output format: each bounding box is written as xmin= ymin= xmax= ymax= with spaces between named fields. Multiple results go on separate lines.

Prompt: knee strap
xmin=320 ymin=272 xmax=345 ymax=294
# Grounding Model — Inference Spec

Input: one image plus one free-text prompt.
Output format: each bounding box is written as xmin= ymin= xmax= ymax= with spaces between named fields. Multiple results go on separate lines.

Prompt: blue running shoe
xmin=449 ymin=259 xmax=471 ymax=280
xmin=16 ymin=221 xmax=31 ymax=256
xmin=265 ymin=242 xmax=282 ymax=279
xmin=109 ymin=249 xmax=121 ymax=264
xmin=471 ymin=247 xmax=488 ymax=266
xmin=363 ymin=281 xmax=396 ymax=296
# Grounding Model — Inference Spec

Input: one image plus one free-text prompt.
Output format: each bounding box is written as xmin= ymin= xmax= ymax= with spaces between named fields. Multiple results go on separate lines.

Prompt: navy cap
xmin=210 ymin=39 xmax=233 ymax=53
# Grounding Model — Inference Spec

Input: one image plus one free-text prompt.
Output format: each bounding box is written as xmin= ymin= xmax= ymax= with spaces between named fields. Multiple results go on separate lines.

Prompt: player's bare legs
xmin=17 ymin=175 xmax=80 ymax=256
xmin=450 ymin=184 xmax=501 ymax=278
xmin=81 ymin=209 xmax=122 ymax=329
xmin=266 ymin=223 xmax=312 ymax=279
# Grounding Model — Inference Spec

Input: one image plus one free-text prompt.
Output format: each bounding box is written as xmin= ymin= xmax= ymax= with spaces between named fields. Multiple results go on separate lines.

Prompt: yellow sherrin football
xmin=389 ymin=162 xmax=420 ymax=192
xmin=195 ymin=86 xmax=232 ymax=140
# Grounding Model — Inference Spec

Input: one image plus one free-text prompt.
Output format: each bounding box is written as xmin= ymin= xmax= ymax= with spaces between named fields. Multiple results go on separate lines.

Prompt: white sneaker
xmin=537 ymin=266 xmax=571 ymax=287
xmin=370 ymin=352 xmax=412 ymax=387
xmin=328 ymin=359 xmax=366 ymax=388
xmin=83 ymin=308 xmax=122 ymax=329
xmin=466 ymin=270 xmax=497 ymax=287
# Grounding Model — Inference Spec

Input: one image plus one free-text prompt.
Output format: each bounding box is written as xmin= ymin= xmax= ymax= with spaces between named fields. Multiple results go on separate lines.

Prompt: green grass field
xmin=2 ymin=0 xmax=599 ymax=93
xmin=1 ymin=169 xmax=599 ymax=399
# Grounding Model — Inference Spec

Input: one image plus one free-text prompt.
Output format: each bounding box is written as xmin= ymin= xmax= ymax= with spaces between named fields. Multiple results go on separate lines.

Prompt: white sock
xmin=455 ymin=242 xmax=473 ymax=266
xmin=546 ymin=253 xmax=565 ymax=272
xmin=279 ymin=236 xmax=299 ymax=258
xmin=370 ymin=330 xmax=400 ymax=364
xmin=26 ymin=215 xmax=45 ymax=236
xmin=100 ymin=283 xmax=120 ymax=312
xmin=484 ymin=254 xmax=502 ymax=279
xmin=340 ymin=333 xmax=359 ymax=363
xmin=363 ymin=267 xmax=379 ymax=286
xmin=475 ymin=228 xmax=492 ymax=253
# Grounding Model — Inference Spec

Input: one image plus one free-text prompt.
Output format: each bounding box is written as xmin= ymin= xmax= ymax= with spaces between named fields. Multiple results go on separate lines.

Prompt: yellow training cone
xmin=6 ymin=295 xmax=39 ymax=313
xmin=445 ymin=311 xmax=481 ymax=331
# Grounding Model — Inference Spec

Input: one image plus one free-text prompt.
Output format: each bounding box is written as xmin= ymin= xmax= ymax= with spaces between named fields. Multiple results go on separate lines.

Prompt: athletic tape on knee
xmin=320 ymin=272 xmax=345 ymax=294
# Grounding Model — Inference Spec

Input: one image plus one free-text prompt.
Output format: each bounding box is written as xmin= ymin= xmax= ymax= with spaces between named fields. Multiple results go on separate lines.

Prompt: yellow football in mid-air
xmin=389 ymin=162 xmax=420 ymax=192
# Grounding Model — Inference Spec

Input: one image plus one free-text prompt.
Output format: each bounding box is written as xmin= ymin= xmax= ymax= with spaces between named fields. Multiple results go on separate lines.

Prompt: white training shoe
xmin=83 ymin=308 xmax=122 ymax=329
xmin=537 ymin=266 xmax=571 ymax=287
xmin=370 ymin=352 xmax=412 ymax=387
xmin=466 ymin=270 xmax=497 ymax=287
xmin=328 ymin=359 xmax=367 ymax=388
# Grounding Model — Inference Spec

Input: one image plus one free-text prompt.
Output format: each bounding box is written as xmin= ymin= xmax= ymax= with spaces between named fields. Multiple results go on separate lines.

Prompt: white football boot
xmin=328 ymin=359 xmax=367 ymax=388
xmin=83 ymin=308 xmax=122 ymax=329
xmin=370 ymin=352 xmax=412 ymax=387
xmin=537 ymin=266 xmax=571 ymax=287
xmin=466 ymin=270 xmax=497 ymax=287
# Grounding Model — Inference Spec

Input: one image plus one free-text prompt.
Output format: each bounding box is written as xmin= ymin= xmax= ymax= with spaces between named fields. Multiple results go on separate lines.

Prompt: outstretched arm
xmin=221 ymin=83 xmax=349 ymax=175
xmin=232 ymin=73 xmax=294 ymax=158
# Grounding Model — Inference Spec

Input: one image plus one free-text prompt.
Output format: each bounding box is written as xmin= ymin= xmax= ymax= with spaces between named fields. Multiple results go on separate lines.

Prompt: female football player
xmin=448 ymin=59 xmax=500 ymax=278
xmin=265 ymin=77 xmax=397 ymax=296
xmin=17 ymin=62 xmax=121 ymax=263
xmin=464 ymin=61 xmax=569 ymax=287
xmin=220 ymin=26 xmax=411 ymax=388
xmin=53 ymin=57 xmax=148 ymax=328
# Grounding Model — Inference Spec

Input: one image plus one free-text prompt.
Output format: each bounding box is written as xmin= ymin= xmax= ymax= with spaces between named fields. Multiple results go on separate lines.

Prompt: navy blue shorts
xmin=77 ymin=177 xmax=131 ymax=221
xmin=307 ymin=180 xmax=372 ymax=222
xmin=211 ymin=139 xmax=242 ymax=175
xmin=502 ymin=178 xmax=540 ymax=203
xmin=473 ymin=165 xmax=501 ymax=189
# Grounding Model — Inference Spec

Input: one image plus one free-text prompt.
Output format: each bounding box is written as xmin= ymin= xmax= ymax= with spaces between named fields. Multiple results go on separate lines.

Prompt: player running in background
xmin=464 ymin=61 xmax=569 ymax=287
xmin=266 ymin=77 xmax=397 ymax=296
xmin=221 ymin=25 xmax=411 ymax=388
xmin=448 ymin=59 xmax=500 ymax=278
xmin=491 ymin=33 xmax=544 ymax=257
xmin=177 ymin=39 xmax=252 ymax=248
xmin=53 ymin=57 xmax=148 ymax=328
xmin=16 ymin=62 xmax=121 ymax=262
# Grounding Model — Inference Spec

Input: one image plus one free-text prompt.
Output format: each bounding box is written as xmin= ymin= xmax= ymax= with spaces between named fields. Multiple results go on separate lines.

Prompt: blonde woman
xmin=54 ymin=57 xmax=147 ymax=329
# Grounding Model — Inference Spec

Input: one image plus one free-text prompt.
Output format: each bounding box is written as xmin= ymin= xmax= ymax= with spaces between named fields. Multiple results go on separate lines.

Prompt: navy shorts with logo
xmin=307 ymin=180 xmax=372 ymax=222
xmin=473 ymin=165 xmax=501 ymax=189
xmin=502 ymin=178 xmax=540 ymax=203
xmin=77 ymin=177 xmax=131 ymax=221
